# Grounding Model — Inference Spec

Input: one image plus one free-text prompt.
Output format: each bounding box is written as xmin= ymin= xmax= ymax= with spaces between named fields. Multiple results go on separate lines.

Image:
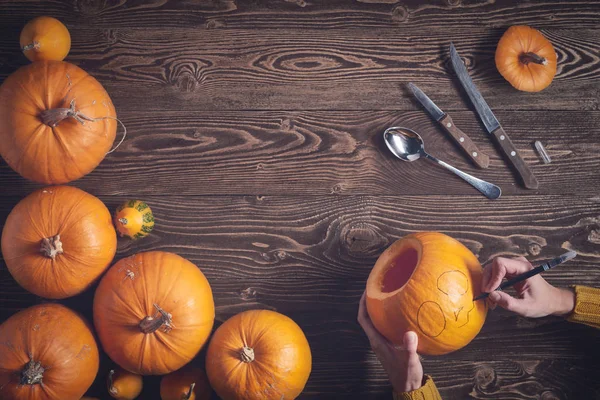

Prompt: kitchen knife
xmin=449 ymin=43 xmax=539 ymax=189
xmin=408 ymin=82 xmax=490 ymax=169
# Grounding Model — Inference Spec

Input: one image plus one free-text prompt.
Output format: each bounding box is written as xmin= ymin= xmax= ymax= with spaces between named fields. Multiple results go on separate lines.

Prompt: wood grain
xmin=1 ymin=194 xmax=599 ymax=397
xmin=0 ymin=28 xmax=599 ymax=111
xmin=1 ymin=1 xmax=600 ymax=398
xmin=0 ymin=0 xmax=599 ymax=30
xmin=1 ymin=110 xmax=598 ymax=197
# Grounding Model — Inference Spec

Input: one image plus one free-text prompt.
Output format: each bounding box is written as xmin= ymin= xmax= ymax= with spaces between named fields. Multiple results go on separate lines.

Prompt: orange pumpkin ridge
xmin=0 ymin=304 xmax=100 ymax=400
xmin=160 ymin=366 xmax=212 ymax=400
xmin=0 ymin=61 xmax=119 ymax=184
xmin=93 ymin=251 xmax=215 ymax=375
xmin=366 ymin=232 xmax=487 ymax=356
xmin=1 ymin=186 xmax=117 ymax=299
xmin=20 ymin=16 xmax=71 ymax=62
xmin=206 ymin=309 xmax=312 ymax=400
xmin=495 ymin=25 xmax=557 ymax=92
xmin=107 ymin=367 xmax=143 ymax=400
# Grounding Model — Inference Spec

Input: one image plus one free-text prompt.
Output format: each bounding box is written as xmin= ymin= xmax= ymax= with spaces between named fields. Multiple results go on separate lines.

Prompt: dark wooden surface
xmin=1 ymin=1 xmax=600 ymax=399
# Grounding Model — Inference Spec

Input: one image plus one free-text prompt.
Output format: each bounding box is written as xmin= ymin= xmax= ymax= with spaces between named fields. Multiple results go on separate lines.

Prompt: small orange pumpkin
xmin=160 ymin=367 xmax=211 ymax=400
xmin=206 ymin=310 xmax=312 ymax=400
xmin=20 ymin=16 xmax=71 ymax=62
xmin=366 ymin=232 xmax=487 ymax=355
xmin=0 ymin=61 xmax=117 ymax=184
xmin=108 ymin=367 xmax=143 ymax=400
xmin=93 ymin=251 xmax=215 ymax=375
xmin=114 ymin=200 xmax=155 ymax=239
xmin=0 ymin=304 xmax=99 ymax=400
xmin=495 ymin=25 xmax=557 ymax=92
xmin=1 ymin=186 xmax=117 ymax=299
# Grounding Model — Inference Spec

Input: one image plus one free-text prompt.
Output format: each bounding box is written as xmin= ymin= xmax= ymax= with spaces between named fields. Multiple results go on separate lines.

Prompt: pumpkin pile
xmin=0 ymin=16 xmax=314 ymax=400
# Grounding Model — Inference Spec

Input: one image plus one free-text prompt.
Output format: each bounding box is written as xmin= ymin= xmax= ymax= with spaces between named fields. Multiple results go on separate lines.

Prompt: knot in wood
xmin=340 ymin=223 xmax=387 ymax=257
xmin=392 ymin=5 xmax=409 ymax=23
xmin=75 ymin=0 xmax=106 ymax=16
xmin=239 ymin=287 xmax=257 ymax=301
xmin=447 ymin=0 xmax=462 ymax=6
xmin=474 ymin=365 xmax=497 ymax=391
xmin=540 ymin=390 xmax=562 ymax=400
xmin=527 ymin=243 xmax=542 ymax=256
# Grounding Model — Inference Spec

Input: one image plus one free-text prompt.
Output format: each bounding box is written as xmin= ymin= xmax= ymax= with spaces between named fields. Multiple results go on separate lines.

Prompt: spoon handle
xmin=424 ymin=153 xmax=501 ymax=199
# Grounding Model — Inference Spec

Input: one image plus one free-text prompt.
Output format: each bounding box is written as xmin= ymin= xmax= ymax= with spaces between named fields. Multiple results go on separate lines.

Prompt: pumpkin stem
xmin=240 ymin=346 xmax=255 ymax=363
xmin=20 ymin=359 xmax=45 ymax=385
xmin=183 ymin=383 xmax=196 ymax=400
xmin=519 ymin=52 xmax=548 ymax=66
xmin=108 ymin=369 xmax=117 ymax=395
xmin=39 ymin=99 xmax=128 ymax=155
xmin=21 ymin=42 xmax=40 ymax=52
xmin=40 ymin=234 xmax=63 ymax=259
xmin=118 ymin=217 xmax=128 ymax=225
xmin=139 ymin=303 xmax=173 ymax=334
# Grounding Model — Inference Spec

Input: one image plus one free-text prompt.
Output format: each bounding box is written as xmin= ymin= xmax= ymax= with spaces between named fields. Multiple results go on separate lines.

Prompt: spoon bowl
xmin=383 ymin=127 xmax=426 ymax=162
xmin=383 ymin=126 xmax=501 ymax=200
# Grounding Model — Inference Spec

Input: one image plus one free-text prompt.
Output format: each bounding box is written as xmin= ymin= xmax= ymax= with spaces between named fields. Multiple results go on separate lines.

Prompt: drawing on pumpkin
xmin=417 ymin=301 xmax=446 ymax=338
xmin=416 ymin=270 xmax=476 ymax=337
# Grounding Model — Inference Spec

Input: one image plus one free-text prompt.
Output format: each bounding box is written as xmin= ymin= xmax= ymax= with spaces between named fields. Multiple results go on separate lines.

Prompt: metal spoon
xmin=383 ymin=127 xmax=501 ymax=199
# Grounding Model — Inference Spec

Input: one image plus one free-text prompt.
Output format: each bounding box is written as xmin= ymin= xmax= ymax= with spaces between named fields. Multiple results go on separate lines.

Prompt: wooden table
xmin=1 ymin=1 xmax=599 ymax=398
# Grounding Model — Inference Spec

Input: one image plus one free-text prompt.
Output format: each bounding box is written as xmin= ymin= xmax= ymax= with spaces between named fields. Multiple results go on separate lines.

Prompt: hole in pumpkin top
xmin=382 ymin=247 xmax=418 ymax=293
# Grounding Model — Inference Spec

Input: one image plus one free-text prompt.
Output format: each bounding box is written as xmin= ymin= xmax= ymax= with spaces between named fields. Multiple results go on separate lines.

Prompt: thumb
xmin=403 ymin=331 xmax=418 ymax=354
xmin=489 ymin=291 xmax=528 ymax=315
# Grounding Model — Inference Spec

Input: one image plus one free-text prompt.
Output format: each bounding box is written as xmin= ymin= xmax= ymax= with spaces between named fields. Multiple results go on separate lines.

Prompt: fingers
xmin=488 ymin=291 xmax=529 ymax=316
xmin=402 ymin=331 xmax=424 ymax=392
xmin=402 ymin=331 xmax=418 ymax=354
xmin=357 ymin=292 xmax=389 ymax=349
xmin=482 ymin=256 xmax=533 ymax=293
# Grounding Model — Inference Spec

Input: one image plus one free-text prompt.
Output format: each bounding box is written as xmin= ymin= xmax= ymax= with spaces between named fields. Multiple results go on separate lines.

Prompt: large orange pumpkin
xmin=0 ymin=61 xmax=117 ymax=184
xmin=495 ymin=25 xmax=557 ymax=92
xmin=0 ymin=303 xmax=99 ymax=400
xmin=366 ymin=232 xmax=487 ymax=355
xmin=206 ymin=310 xmax=312 ymax=400
xmin=93 ymin=251 xmax=215 ymax=375
xmin=1 ymin=186 xmax=117 ymax=299
xmin=20 ymin=16 xmax=71 ymax=62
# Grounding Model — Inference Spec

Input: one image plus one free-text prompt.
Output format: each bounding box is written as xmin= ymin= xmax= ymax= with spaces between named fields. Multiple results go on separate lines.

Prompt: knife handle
xmin=439 ymin=114 xmax=490 ymax=169
xmin=492 ymin=127 xmax=539 ymax=189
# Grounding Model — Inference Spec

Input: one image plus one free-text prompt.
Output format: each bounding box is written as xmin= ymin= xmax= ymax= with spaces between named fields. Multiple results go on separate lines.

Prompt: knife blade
xmin=408 ymin=82 xmax=489 ymax=169
xmin=449 ymin=43 xmax=539 ymax=189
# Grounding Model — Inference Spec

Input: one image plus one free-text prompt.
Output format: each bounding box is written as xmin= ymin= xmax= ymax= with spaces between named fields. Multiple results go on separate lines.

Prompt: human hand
xmin=357 ymin=292 xmax=423 ymax=392
xmin=482 ymin=256 xmax=575 ymax=318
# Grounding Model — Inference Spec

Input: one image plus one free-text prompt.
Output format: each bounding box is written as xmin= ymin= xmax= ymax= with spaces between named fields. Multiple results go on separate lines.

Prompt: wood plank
xmin=0 ymin=28 xmax=599 ymax=111
xmin=1 ymin=110 xmax=598 ymax=196
xmin=1 ymin=194 xmax=599 ymax=397
xmin=0 ymin=0 xmax=599 ymax=30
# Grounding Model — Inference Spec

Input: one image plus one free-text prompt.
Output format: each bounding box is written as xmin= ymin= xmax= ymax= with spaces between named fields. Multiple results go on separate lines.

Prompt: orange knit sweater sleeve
xmin=567 ymin=286 xmax=600 ymax=329
xmin=393 ymin=376 xmax=442 ymax=400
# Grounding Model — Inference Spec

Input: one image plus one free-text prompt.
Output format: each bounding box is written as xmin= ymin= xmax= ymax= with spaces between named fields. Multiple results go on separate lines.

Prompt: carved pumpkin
xmin=114 ymin=200 xmax=155 ymax=239
xmin=366 ymin=232 xmax=487 ymax=355
xmin=495 ymin=25 xmax=557 ymax=92
xmin=0 ymin=304 xmax=99 ymax=400
xmin=160 ymin=367 xmax=211 ymax=400
xmin=108 ymin=367 xmax=143 ymax=400
xmin=93 ymin=251 xmax=215 ymax=375
xmin=1 ymin=186 xmax=117 ymax=299
xmin=206 ymin=310 xmax=312 ymax=400
xmin=20 ymin=16 xmax=71 ymax=62
xmin=0 ymin=61 xmax=117 ymax=184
